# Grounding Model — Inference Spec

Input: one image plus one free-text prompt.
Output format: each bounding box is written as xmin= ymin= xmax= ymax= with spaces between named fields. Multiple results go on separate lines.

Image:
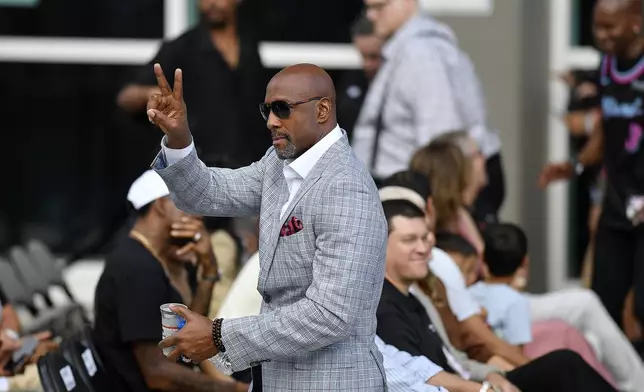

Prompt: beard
xmin=200 ymin=12 xmax=228 ymax=30
xmin=272 ymin=130 xmax=297 ymax=160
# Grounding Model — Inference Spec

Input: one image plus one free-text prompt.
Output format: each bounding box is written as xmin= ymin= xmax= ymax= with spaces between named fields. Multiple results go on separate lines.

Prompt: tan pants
xmin=7 ymin=364 xmax=42 ymax=391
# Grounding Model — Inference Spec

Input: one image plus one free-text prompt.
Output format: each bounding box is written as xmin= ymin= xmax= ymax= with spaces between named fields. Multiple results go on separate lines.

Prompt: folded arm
xmin=134 ymin=343 xmax=241 ymax=392
xmin=461 ymin=316 xmax=529 ymax=367
xmin=153 ymin=138 xmax=267 ymax=217
xmin=221 ymin=177 xmax=388 ymax=370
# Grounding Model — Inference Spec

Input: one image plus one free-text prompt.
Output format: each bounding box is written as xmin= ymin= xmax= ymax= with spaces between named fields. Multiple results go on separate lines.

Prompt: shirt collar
xmin=285 ymin=125 xmax=343 ymax=179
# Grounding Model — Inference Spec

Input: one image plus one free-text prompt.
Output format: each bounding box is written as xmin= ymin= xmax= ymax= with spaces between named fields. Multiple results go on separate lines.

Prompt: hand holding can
xmin=160 ymin=303 xmax=188 ymax=358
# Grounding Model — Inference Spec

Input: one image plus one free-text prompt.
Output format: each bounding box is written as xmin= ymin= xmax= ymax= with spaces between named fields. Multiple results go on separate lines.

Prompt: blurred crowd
xmin=2 ymin=0 xmax=644 ymax=391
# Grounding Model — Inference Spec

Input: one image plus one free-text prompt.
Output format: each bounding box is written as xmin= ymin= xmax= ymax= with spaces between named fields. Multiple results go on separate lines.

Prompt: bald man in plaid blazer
xmin=150 ymin=63 xmax=388 ymax=391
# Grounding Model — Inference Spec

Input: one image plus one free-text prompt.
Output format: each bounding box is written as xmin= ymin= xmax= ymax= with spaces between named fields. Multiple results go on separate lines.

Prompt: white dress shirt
xmin=162 ymin=125 xmax=344 ymax=220
xmin=375 ymin=336 xmax=446 ymax=392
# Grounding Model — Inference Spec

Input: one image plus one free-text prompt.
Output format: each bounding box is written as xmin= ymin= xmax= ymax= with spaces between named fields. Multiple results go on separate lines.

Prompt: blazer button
xmin=264 ymin=294 xmax=271 ymax=304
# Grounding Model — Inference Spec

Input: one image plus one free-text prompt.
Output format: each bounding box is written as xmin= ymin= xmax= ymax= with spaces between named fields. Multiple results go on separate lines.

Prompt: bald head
xmin=269 ymin=64 xmax=337 ymax=108
xmin=263 ymin=64 xmax=339 ymax=160
xmin=596 ymin=0 xmax=641 ymax=13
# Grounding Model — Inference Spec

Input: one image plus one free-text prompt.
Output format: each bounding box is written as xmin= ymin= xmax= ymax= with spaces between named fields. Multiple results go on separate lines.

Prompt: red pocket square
xmin=280 ymin=216 xmax=304 ymax=237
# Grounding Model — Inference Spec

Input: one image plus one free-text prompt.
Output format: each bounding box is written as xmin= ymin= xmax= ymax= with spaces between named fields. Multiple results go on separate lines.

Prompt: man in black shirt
xmin=117 ymin=0 xmax=269 ymax=168
xmin=540 ymin=0 xmax=644 ymax=329
xmin=92 ymin=171 xmax=246 ymax=392
xmin=377 ymin=199 xmax=617 ymax=391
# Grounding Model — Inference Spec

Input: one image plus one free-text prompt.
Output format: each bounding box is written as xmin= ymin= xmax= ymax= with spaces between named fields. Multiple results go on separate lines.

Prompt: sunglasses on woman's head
xmin=258 ymin=97 xmax=324 ymax=120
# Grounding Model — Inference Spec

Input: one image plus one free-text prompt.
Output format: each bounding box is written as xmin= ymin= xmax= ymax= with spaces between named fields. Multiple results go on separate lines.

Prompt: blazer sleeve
xmin=219 ymin=175 xmax=388 ymax=371
xmin=152 ymin=143 xmax=268 ymax=217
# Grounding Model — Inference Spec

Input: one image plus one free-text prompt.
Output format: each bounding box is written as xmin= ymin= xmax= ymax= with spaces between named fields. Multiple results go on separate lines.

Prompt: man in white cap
xmin=92 ymin=170 xmax=248 ymax=392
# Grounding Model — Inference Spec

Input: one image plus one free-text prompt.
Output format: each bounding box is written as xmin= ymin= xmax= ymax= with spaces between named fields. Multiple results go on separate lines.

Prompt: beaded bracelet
xmin=212 ymin=318 xmax=226 ymax=353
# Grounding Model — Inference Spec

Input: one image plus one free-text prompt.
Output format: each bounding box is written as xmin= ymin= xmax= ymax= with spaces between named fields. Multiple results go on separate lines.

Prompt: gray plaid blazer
xmin=153 ymin=133 xmax=388 ymax=391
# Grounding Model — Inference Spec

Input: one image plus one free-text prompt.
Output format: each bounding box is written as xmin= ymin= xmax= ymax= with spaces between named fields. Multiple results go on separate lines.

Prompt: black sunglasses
xmin=259 ymin=97 xmax=324 ymax=120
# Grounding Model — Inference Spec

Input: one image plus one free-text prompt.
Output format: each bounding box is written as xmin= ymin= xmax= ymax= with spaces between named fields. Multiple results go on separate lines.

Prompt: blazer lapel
xmin=258 ymin=169 xmax=289 ymax=294
xmin=259 ymin=138 xmax=349 ymax=290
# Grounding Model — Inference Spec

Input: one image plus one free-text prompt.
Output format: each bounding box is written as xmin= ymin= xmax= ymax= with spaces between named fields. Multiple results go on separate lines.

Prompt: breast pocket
xmin=276 ymin=213 xmax=316 ymax=259
xmin=293 ymin=346 xmax=356 ymax=370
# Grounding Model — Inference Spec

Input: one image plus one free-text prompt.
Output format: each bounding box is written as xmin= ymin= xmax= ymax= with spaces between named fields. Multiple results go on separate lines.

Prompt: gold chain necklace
xmin=129 ymin=230 xmax=171 ymax=277
xmin=129 ymin=230 xmax=193 ymax=306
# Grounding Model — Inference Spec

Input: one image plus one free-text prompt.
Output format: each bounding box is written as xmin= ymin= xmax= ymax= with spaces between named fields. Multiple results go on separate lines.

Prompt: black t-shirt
xmin=92 ymin=236 xmax=196 ymax=392
xmin=135 ymin=24 xmax=270 ymax=168
xmin=376 ymin=279 xmax=454 ymax=373
xmin=599 ymin=53 xmax=644 ymax=228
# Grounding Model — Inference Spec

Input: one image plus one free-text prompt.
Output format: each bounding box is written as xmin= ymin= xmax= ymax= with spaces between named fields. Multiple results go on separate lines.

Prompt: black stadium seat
xmin=27 ymin=239 xmax=77 ymax=302
xmin=0 ymin=257 xmax=38 ymax=315
xmin=60 ymin=331 xmax=109 ymax=392
xmin=37 ymin=351 xmax=92 ymax=392
xmin=10 ymin=246 xmax=54 ymax=307
xmin=6 ymin=245 xmax=89 ymax=338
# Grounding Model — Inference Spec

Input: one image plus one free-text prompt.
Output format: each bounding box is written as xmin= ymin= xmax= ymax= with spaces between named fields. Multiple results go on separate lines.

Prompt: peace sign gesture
xmin=147 ymin=63 xmax=192 ymax=148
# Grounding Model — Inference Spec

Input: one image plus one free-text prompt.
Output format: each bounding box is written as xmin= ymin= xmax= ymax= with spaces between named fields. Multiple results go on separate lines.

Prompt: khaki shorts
xmin=8 ymin=364 xmax=42 ymax=391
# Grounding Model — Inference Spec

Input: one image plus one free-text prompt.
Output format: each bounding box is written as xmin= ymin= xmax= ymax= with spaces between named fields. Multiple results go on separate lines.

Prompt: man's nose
xmin=594 ymin=28 xmax=608 ymax=41
xmin=267 ymin=111 xmax=282 ymax=129
xmin=416 ymin=238 xmax=431 ymax=254
xmin=366 ymin=8 xmax=377 ymax=22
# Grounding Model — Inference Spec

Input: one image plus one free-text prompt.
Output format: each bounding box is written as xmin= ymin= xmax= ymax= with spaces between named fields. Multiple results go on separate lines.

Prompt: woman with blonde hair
xmin=410 ymin=133 xmax=488 ymax=275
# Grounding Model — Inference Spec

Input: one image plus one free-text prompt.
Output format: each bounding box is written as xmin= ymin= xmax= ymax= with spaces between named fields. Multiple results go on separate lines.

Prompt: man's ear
xmin=316 ymin=98 xmax=332 ymax=124
xmin=481 ymin=262 xmax=491 ymax=279
xmin=151 ymin=198 xmax=167 ymax=218
xmin=522 ymin=255 xmax=530 ymax=268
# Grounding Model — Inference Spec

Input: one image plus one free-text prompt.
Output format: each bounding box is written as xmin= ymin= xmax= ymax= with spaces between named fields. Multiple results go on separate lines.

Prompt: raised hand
xmin=147 ymin=63 xmax=192 ymax=148
xmin=538 ymin=162 xmax=574 ymax=189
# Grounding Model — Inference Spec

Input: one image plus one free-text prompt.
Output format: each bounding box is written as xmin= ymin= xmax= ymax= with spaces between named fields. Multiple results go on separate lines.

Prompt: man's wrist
xmin=166 ymin=134 xmax=193 ymax=150
xmin=569 ymin=157 xmax=584 ymax=175
xmin=2 ymin=329 xmax=19 ymax=341
xmin=201 ymin=268 xmax=222 ymax=283
xmin=201 ymin=255 xmax=221 ymax=282
xmin=198 ymin=252 xmax=219 ymax=274
xmin=485 ymin=372 xmax=506 ymax=392
xmin=212 ymin=318 xmax=226 ymax=353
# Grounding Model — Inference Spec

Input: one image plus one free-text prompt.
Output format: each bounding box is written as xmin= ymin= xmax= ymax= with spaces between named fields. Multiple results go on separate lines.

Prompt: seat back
xmin=37 ymin=351 xmax=92 ymax=392
xmin=9 ymin=246 xmax=50 ymax=294
xmin=76 ymin=327 xmax=106 ymax=372
xmin=0 ymin=257 xmax=35 ymax=311
xmin=27 ymin=239 xmax=65 ymax=287
xmin=60 ymin=336 xmax=109 ymax=392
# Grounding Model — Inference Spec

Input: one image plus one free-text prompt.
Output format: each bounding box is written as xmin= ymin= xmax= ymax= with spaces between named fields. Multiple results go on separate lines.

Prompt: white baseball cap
xmin=127 ymin=170 xmax=170 ymax=210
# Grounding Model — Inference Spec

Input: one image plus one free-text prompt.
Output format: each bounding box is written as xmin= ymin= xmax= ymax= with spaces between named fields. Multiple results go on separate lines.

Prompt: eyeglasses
xmin=258 ymin=97 xmax=324 ymax=120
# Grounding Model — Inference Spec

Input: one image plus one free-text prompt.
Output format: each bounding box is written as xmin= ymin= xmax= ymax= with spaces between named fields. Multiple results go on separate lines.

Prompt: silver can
xmin=160 ymin=303 xmax=188 ymax=357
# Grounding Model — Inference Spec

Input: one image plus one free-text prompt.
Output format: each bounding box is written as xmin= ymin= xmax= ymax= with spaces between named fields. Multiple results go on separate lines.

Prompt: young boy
xmin=467 ymin=223 xmax=532 ymax=347
xmin=434 ymin=232 xmax=479 ymax=287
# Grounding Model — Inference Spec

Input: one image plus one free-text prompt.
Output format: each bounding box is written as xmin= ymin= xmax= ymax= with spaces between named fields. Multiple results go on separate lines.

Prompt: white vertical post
xmin=164 ymin=0 xmax=190 ymax=40
xmin=546 ymin=0 xmax=572 ymax=290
